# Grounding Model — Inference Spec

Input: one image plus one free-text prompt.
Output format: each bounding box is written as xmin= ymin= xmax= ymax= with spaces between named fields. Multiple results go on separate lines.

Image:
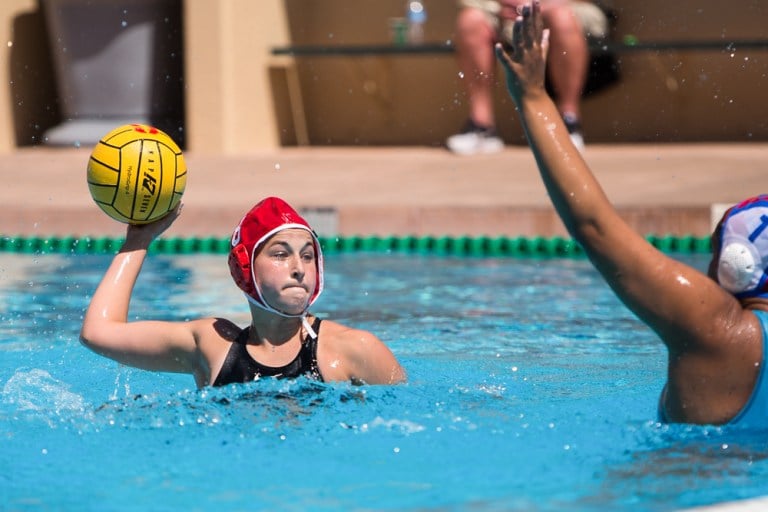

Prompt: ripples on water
xmin=2 ymin=252 xmax=767 ymax=511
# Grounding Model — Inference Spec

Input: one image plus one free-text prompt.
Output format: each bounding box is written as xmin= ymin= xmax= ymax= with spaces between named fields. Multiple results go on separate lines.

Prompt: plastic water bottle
xmin=406 ymin=0 xmax=426 ymax=44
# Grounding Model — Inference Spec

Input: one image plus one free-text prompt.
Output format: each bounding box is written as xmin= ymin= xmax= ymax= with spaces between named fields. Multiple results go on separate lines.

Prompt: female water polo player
xmin=80 ymin=197 xmax=406 ymax=388
xmin=496 ymin=2 xmax=768 ymax=426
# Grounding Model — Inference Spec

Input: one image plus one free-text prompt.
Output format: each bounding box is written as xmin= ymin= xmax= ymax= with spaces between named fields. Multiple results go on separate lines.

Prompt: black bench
xmin=271 ymin=39 xmax=768 ymax=57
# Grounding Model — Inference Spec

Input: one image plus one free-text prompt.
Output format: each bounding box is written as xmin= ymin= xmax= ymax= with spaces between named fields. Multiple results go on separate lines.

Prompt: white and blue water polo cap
xmin=716 ymin=195 xmax=768 ymax=298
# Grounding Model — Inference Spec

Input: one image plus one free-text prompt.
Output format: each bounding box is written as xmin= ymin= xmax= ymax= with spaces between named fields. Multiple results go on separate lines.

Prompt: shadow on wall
xmin=9 ymin=0 xmax=185 ymax=149
xmin=9 ymin=6 xmax=59 ymax=147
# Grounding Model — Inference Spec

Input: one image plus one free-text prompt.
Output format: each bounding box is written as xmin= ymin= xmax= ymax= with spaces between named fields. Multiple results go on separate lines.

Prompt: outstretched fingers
xmin=515 ymin=2 xmax=546 ymax=59
xmin=531 ymin=2 xmax=546 ymax=49
xmin=520 ymin=4 xmax=535 ymax=51
xmin=494 ymin=1 xmax=549 ymax=102
xmin=497 ymin=2 xmax=548 ymax=65
xmin=541 ymin=27 xmax=550 ymax=55
xmin=494 ymin=42 xmax=513 ymax=68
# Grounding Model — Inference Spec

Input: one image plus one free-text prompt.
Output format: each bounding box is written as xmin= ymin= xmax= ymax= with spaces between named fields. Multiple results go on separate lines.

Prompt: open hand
xmin=494 ymin=1 xmax=549 ymax=106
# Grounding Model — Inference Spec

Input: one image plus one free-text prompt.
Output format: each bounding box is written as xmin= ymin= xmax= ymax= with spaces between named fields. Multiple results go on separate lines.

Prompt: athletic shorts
xmin=457 ymin=0 xmax=609 ymax=42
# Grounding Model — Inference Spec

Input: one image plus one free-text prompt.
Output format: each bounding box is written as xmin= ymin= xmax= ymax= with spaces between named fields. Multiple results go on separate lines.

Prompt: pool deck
xmin=1 ymin=142 xmax=767 ymax=239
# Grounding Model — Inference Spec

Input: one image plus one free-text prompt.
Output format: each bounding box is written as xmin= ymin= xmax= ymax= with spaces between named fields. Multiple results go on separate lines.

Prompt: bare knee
xmin=455 ymin=8 xmax=496 ymax=48
xmin=541 ymin=5 xmax=583 ymax=40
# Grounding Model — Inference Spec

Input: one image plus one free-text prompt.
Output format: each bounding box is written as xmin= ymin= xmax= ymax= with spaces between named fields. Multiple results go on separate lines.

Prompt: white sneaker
xmin=562 ymin=113 xmax=585 ymax=153
xmin=446 ymin=120 xmax=504 ymax=155
xmin=569 ymin=131 xmax=585 ymax=152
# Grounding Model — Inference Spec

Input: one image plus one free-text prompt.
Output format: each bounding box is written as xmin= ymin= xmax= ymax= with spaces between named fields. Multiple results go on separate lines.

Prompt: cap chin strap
xmin=244 ymin=293 xmax=318 ymax=339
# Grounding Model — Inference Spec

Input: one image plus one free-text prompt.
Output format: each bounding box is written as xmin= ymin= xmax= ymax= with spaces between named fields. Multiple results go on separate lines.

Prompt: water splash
xmin=2 ymin=368 xmax=92 ymax=426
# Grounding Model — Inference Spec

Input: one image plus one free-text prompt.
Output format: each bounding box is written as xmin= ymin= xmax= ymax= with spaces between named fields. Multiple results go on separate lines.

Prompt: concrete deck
xmin=2 ymin=143 xmax=767 ymax=239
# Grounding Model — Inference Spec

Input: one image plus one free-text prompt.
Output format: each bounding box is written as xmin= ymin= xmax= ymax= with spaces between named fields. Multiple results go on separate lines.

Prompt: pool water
xmin=2 ymin=252 xmax=768 ymax=511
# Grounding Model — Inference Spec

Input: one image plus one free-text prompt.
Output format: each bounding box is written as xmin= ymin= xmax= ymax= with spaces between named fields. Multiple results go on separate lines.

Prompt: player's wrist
xmin=119 ymin=234 xmax=152 ymax=253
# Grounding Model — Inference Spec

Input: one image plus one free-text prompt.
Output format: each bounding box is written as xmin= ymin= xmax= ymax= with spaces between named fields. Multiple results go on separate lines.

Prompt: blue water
xmin=1 ymin=252 xmax=768 ymax=511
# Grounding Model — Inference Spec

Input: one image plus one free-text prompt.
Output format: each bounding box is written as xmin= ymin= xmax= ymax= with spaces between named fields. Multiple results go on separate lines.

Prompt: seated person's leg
xmin=541 ymin=2 xmax=589 ymax=149
xmin=447 ymin=3 xmax=505 ymax=155
xmin=455 ymin=7 xmax=497 ymax=129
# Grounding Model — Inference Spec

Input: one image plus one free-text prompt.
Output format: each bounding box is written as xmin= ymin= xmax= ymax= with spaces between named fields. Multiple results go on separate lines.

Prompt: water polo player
xmin=495 ymin=2 xmax=768 ymax=426
xmin=81 ymin=197 xmax=406 ymax=388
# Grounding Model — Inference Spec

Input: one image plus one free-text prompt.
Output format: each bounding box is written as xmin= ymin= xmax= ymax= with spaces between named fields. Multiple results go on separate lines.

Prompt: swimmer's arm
xmin=80 ymin=209 xmax=202 ymax=374
xmin=494 ymin=5 xmax=741 ymax=351
xmin=501 ymin=81 xmax=741 ymax=350
xmin=339 ymin=329 xmax=407 ymax=385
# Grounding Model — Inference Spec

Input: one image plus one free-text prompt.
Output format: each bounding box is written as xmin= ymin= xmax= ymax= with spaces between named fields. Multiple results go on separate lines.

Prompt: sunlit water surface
xmin=1 ymin=252 xmax=767 ymax=511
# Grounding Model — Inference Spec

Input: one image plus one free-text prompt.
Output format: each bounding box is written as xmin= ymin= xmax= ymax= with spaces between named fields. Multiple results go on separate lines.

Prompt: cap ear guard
xmin=718 ymin=236 xmax=761 ymax=293
xmin=716 ymin=196 xmax=768 ymax=298
xmin=228 ymin=243 xmax=254 ymax=297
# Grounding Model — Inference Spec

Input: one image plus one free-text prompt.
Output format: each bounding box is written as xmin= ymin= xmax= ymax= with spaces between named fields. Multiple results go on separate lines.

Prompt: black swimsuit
xmin=212 ymin=318 xmax=323 ymax=386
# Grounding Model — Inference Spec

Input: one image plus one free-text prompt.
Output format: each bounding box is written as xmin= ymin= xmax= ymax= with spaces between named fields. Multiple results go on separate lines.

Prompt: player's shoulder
xmin=185 ymin=317 xmax=243 ymax=340
xmin=317 ymin=318 xmax=380 ymax=346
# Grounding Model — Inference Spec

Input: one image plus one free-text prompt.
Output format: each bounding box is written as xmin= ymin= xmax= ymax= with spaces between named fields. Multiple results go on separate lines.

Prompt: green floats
xmin=0 ymin=234 xmax=711 ymax=257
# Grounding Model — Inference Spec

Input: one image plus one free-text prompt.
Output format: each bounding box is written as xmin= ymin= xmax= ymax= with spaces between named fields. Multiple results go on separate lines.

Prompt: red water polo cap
xmin=228 ymin=197 xmax=324 ymax=315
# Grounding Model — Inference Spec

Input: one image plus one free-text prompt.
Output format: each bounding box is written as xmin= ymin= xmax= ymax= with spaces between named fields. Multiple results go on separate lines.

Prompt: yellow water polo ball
xmin=87 ymin=123 xmax=187 ymax=224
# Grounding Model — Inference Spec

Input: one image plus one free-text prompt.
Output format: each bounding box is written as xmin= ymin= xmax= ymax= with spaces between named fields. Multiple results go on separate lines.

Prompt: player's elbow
xmin=79 ymin=327 xmax=96 ymax=350
xmin=79 ymin=322 xmax=106 ymax=352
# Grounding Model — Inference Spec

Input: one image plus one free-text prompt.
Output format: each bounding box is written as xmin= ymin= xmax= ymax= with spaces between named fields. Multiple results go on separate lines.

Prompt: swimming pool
xmin=2 ymin=251 xmax=767 ymax=511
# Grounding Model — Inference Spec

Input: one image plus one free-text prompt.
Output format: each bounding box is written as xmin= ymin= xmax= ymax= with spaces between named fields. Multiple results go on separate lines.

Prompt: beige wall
xmin=0 ymin=0 xmax=59 ymax=153
xmin=284 ymin=0 xmax=768 ymax=145
xmin=0 ymin=0 xmax=293 ymax=154
xmin=0 ymin=0 xmax=766 ymax=154
xmin=182 ymin=0 xmax=294 ymax=153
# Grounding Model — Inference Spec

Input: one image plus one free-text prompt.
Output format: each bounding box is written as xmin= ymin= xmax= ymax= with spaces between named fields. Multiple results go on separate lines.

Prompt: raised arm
xmin=493 ymin=3 xmax=743 ymax=353
xmin=80 ymin=207 xmax=204 ymax=376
